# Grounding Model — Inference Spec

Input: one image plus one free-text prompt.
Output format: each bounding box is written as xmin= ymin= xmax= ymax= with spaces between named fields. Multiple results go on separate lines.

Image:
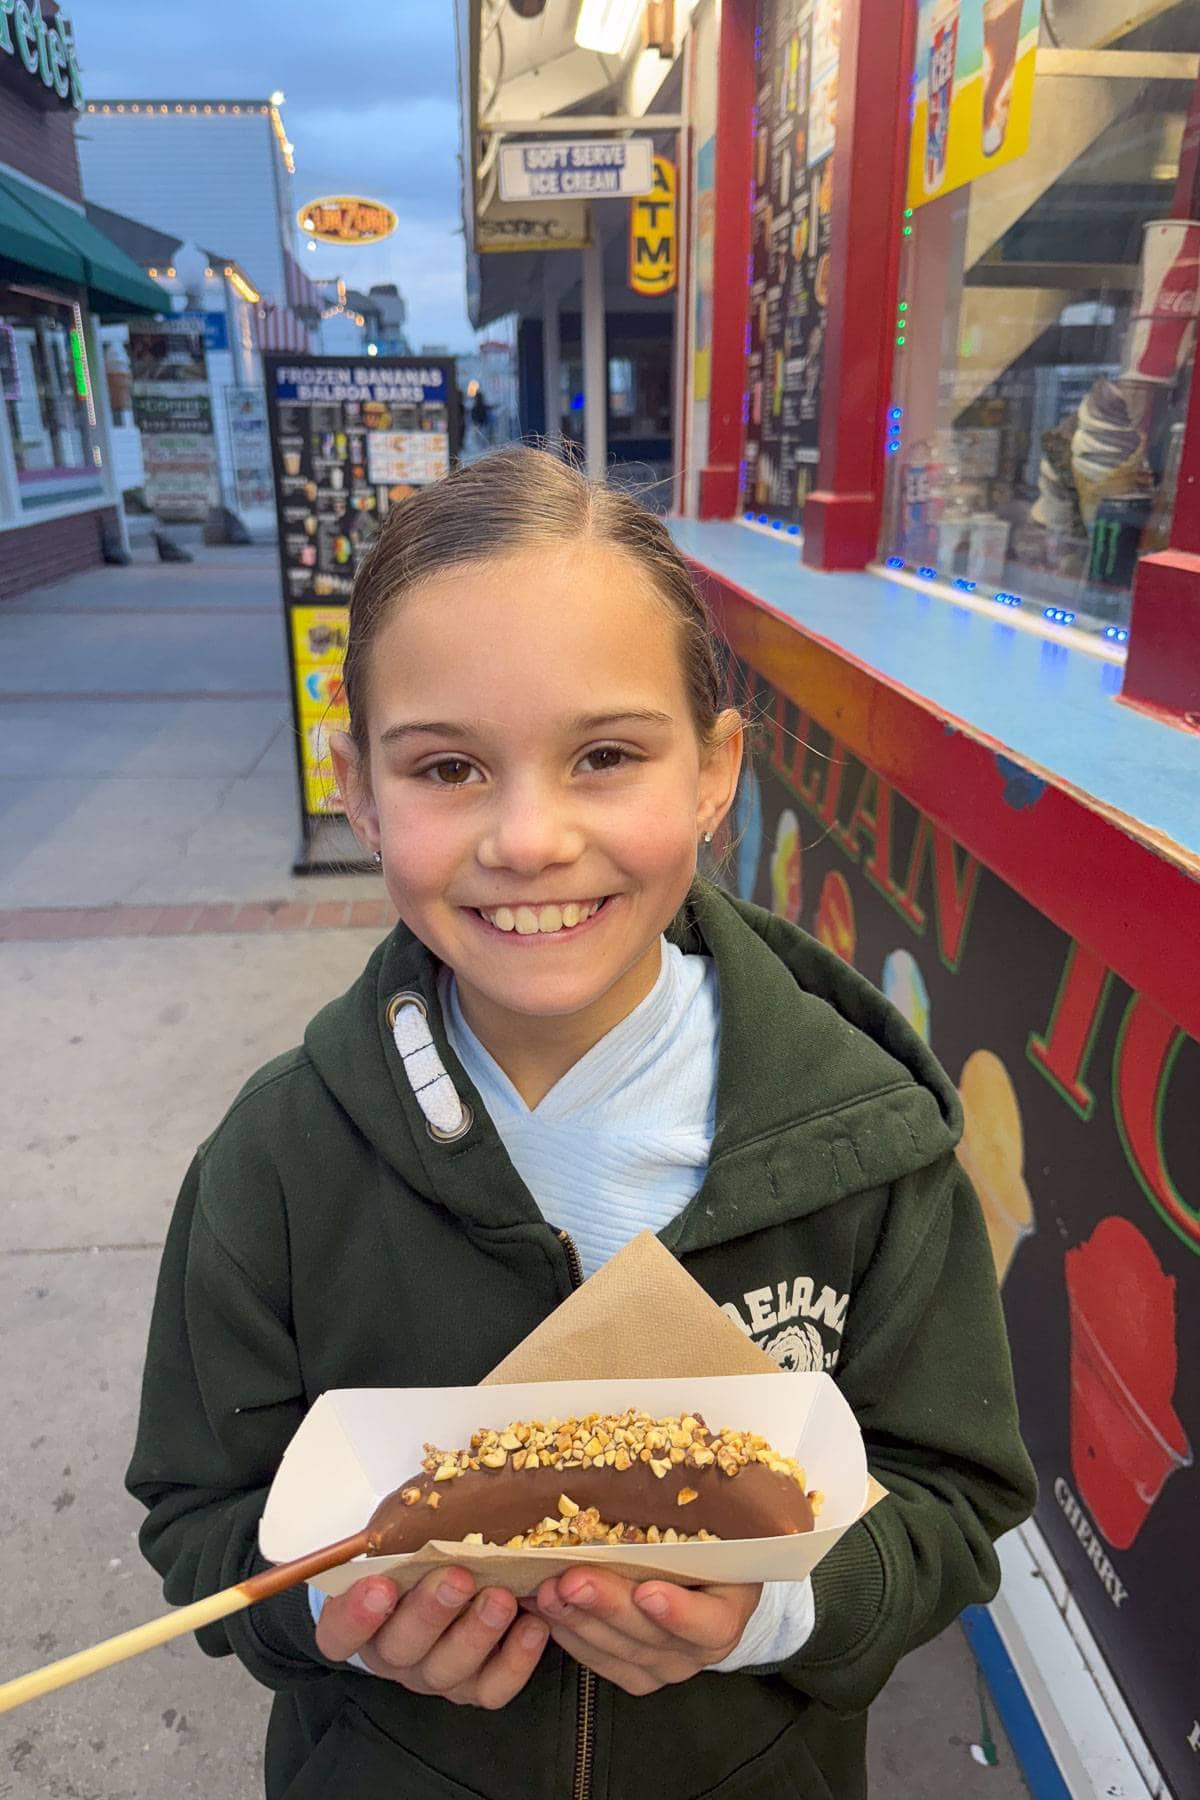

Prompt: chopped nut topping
xmin=426 ymin=1491 xmax=440 ymax=1509
xmin=417 ymin=1409 xmax=815 ymax=1511
xmin=557 ymin=1493 xmax=580 ymax=1518
xmin=400 ymin=1486 xmax=421 ymax=1507
xmin=677 ymin=1487 xmax=698 ymax=1507
xmin=448 ymin=1505 xmax=723 ymax=1551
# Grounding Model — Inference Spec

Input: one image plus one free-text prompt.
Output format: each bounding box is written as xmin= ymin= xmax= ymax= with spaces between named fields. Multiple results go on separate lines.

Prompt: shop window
xmin=2 ymin=290 xmax=103 ymax=509
xmin=883 ymin=4 xmax=1200 ymax=638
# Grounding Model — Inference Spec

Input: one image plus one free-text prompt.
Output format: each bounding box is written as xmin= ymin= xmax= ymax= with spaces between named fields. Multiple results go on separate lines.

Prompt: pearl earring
xmin=702 ymin=830 xmax=713 ymax=844
xmin=373 ymin=849 xmax=382 ymax=865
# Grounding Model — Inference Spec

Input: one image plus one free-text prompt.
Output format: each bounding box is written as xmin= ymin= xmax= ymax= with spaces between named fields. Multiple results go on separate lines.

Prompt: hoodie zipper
xmin=558 ymin=1229 xmax=597 ymax=1800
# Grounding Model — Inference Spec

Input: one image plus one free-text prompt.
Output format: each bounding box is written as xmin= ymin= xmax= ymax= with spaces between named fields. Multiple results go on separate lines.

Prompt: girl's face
xmin=333 ymin=542 xmax=741 ymax=1045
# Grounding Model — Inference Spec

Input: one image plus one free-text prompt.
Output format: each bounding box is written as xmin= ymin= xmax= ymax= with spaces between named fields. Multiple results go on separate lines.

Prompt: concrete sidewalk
xmin=0 ymin=545 xmax=1028 ymax=1797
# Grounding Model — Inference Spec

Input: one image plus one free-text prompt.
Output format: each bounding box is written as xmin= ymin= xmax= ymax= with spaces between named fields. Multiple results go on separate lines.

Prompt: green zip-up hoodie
xmin=127 ymin=880 xmax=1035 ymax=1800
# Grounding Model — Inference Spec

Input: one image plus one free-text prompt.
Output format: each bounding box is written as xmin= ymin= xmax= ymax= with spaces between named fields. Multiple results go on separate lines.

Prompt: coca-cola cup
xmin=1123 ymin=220 xmax=1200 ymax=385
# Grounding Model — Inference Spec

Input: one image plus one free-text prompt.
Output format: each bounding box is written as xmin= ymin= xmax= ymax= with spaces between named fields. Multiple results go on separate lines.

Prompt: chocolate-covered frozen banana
xmin=364 ymin=1410 xmax=819 ymax=1552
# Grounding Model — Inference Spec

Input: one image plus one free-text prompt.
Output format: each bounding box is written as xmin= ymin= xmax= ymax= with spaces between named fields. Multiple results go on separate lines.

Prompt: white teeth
xmin=480 ymin=899 xmax=604 ymax=934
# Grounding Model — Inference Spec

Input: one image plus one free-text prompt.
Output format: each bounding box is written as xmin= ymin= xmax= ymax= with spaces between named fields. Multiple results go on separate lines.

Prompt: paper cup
xmin=1067 ymin=1300 xmax=1191 ymax=1550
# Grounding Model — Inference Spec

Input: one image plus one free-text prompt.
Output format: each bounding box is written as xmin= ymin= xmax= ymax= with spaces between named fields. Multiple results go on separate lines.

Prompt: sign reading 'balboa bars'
xmin=0 ymin=0 xmax=83 ymax=110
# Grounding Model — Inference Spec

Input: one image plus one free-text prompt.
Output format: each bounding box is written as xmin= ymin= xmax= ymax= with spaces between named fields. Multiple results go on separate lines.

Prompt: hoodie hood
xmin=303 ymin=879 xmax=961 ymax=1254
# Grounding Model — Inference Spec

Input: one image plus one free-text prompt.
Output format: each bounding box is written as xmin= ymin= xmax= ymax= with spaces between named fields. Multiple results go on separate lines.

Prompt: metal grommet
xmin=386 ymin=990 xmax=427 ymax=1029
xmin=426 ymin=1099 xmax=474 ymax=1143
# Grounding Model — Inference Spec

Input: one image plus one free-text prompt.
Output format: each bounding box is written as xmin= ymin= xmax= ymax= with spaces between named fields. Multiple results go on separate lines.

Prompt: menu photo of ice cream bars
xmin=263 ymin=355 xmax=458 ymax=605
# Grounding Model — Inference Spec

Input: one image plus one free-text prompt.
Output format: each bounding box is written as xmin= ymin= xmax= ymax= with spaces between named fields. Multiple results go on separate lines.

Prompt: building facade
xmin=456 ymin=4 xmax=1200 ymax=1797
xmin=0 ymin=0 xmax=164 ymax=598
xmin=78 ymin=98 xmax=294 ymax=308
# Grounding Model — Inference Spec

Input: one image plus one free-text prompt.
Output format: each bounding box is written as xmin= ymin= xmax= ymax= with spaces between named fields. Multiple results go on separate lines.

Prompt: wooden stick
xmin=0 ymin=1529 xmax=370 ymax=1715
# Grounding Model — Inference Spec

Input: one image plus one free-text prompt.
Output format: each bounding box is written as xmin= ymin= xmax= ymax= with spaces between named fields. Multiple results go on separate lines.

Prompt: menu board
xmin=129 ymin=318 xmax=219 ymax=524
xmin=741 ymin=0 xmax=842 ymax=523
xmin=719 ymin=652 xmax=1199 ymax=1800
xmin=262 ymin=353 xmax=459 ymax=847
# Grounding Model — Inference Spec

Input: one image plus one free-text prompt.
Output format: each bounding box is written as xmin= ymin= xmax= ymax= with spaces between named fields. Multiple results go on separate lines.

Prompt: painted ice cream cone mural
xmin=770 ymin=809 xmax=803 ymax=922
xmin=1064 ymin=1218 xmax=1192 ymax=1550
xmin=882 ymin=950 xmax=931 ymax=1044
xmin=956 ymin=1050 xmax=1034 ymax=1285
xmin=814 ymin=870 xmax=856 ymax=965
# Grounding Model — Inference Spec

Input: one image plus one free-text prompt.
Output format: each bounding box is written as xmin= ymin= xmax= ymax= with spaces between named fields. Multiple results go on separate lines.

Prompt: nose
xmin=476 ymin=777 xmax=586 ymax=875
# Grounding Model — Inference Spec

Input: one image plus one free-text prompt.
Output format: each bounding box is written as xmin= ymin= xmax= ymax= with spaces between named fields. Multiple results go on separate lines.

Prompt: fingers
xmin=471 ymin=1613 xmax=551 ymax=1711
xmin=314 ymin=1576 xmax=401 ymax=1663
xmin=535 ymin=1574 xmax=666 ymax=1667
xmin=540 ymin=1570 xmax=669 ymax=1650
xmin=630 ymin=1581 xmax=754 ymax=1654
xmin=315 ymin=1570 xmax=551 ymax=1708
xmin=369 ymin=1568 xmax=477 ymax=1670
xmin=411 ymin=1587 xmax=519 ymax=1694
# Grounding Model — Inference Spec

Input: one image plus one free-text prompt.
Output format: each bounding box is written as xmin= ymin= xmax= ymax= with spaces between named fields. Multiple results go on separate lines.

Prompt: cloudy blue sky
xmin=68 ymin=0 xmax=479 ymax=351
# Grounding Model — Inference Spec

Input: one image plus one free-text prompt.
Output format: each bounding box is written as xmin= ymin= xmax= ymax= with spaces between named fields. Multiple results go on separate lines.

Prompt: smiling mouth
xmin=472 ymin=897 xmax=610 ymax=936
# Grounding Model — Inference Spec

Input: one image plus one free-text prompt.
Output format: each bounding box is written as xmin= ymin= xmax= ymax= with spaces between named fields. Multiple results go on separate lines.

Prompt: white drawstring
xmin=388 ymin=994 xmax=472 ymax=1141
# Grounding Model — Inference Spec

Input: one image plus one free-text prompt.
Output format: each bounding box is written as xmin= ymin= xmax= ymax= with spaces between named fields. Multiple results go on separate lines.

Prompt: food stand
xmin=679 ymin=0 xmax=1200 ymax=1793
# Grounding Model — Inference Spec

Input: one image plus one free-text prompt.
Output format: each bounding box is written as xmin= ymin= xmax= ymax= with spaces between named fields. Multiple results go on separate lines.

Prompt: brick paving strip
xmin=0 ymin=898 xmax=398 ymax=943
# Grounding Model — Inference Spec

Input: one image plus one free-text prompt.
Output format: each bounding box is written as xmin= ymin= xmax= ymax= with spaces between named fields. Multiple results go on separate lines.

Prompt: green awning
xmin=0 ymin=172 xmax=166 ymax=318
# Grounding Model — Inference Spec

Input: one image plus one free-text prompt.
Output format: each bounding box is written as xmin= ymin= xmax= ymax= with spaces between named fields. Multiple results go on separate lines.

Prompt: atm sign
xmin=629 ymin=156 xmax=676 ymax=296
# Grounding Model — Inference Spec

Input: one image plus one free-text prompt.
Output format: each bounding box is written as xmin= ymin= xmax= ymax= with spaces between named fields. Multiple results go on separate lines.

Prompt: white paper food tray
xmin=259 ymin=1372 xmax=876 ymax=1597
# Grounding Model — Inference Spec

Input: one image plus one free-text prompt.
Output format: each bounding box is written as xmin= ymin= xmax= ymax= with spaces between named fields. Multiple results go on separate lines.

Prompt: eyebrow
xmin=378 ymin=709 xmax=674 ymax=746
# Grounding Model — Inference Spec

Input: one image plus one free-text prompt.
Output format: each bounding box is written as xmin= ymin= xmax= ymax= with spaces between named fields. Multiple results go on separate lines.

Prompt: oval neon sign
xmin=297 ymin=196 xmax=398 ymax=246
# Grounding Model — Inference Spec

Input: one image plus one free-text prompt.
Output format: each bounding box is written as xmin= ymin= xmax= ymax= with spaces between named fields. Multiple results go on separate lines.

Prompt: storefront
xmin=0 ymin=2 xmax=165 ymax=600
xmin=452 ymin=2 xmax=1197 ymax=1785
xmin=673 ymin=2 xmax=1200 ymax=1796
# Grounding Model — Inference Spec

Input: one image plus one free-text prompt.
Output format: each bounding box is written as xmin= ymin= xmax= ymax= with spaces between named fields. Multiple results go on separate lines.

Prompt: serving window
xmin=881 ymin=3 xmax=1200 ymax=641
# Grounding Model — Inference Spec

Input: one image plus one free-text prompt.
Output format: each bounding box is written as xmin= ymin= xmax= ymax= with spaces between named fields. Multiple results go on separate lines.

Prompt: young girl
xmin=128 ymin=446 xmax=1035 ymax=1800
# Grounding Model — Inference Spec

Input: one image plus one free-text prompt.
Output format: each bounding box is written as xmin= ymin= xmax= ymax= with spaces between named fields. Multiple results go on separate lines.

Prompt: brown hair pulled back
xmin=343 ymin=445 xmax=725 ymax=764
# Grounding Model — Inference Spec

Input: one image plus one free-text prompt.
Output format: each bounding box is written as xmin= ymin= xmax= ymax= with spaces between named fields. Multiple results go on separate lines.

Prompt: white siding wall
xmin=77 ymin=110 xmax=291 ymax=305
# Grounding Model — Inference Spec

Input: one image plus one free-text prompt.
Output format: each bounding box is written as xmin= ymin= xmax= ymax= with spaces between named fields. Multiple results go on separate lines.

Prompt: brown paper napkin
xmin=483 ymin=1231 xmax=778 ymax=1384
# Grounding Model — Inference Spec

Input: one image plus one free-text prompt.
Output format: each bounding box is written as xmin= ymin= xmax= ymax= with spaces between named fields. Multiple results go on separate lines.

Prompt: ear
xmin=329 ymin=730 xmax=380 ymax=854
xmin=697 ymin=708 xmax=744 ymax=837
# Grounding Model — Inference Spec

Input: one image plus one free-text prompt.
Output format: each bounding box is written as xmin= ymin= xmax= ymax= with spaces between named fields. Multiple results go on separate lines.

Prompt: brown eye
xmin=430 ymin=758 xmax=475 ymax=785
xmin=581 ymin=746 xmax=628 ymax=773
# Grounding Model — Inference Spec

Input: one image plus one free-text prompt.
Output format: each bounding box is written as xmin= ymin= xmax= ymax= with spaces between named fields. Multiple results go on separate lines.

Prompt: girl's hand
xmin=314 ymin=1569 xmax=549 ymax=1709
xmin=528 ymin=1569 xmax=762 ymax=1695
